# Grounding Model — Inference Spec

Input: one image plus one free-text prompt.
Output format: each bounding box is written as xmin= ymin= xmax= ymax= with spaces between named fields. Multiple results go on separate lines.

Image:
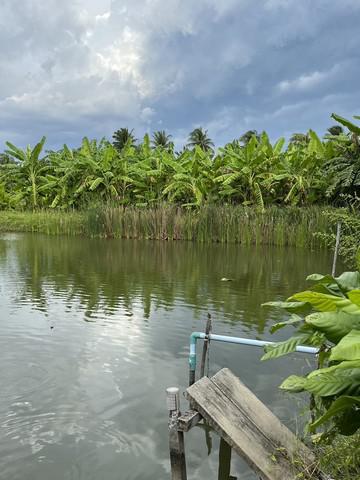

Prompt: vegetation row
xmin=0 ymin=113 xmax=359 ymax=210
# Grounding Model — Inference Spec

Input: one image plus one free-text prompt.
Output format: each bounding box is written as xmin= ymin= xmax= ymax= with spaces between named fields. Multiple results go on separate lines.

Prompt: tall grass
xmin=87 ymin=204 xmax=330 ymax=247
xmin=317 ymin=433 xmax=360 ymax=480
xmin=0 ymin=210 xmax=85 ymax=236
xmin=0 ymin=205 xmax=331 ymax=247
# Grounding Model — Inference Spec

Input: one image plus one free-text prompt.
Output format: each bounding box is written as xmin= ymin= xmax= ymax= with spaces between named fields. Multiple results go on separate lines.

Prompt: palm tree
xmin=112 ymin=128 xmax=137 ymax=152
xmin=239 ymin=130 xmax=260 ymax=146
xmin=187 ymin=127 xmax=214 ymax=152
xmin=152 ymin=130 xmax=172 ymax=149
xmin=289 ymin=133 xmax=310 ymax=147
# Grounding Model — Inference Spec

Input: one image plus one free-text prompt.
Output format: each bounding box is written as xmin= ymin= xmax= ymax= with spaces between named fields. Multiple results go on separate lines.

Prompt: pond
xmin=0 ymin=234 xmax=334 ymax=480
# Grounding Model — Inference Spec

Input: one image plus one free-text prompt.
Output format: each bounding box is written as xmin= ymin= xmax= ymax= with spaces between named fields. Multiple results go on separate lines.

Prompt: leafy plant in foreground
xmin=262 ymin=271 xmax=360 ymax=439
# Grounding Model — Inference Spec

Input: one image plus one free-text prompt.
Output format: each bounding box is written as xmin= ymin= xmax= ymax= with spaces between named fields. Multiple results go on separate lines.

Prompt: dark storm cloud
xmin=0 ymin=0 xmax=359 ymax=149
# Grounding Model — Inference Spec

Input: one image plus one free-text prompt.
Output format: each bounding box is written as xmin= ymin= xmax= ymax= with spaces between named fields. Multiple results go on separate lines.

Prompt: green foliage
xmin=0 ymin=112 xmax=359 ymax=211
xmin=263 ymin=272 xmax=360 ymax=439
xmin=316 ymin=433 xmax=360 ymax=479
xmin=325 ymin=115 xmax=360 ymax=199
xmin=314 ymin=202 xmax=360 ymax=268
xmin=1 ymin=137 xmax=48 ymax=209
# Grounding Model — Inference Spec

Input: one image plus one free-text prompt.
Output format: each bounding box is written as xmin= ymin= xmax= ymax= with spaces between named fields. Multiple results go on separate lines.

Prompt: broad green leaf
xmin=306 ymin=273 xmax=342 ymax=295
xmin=308 ymin=129 xmax=324 ymax=155
xmin=305 ymin=311 xmax=360 ymax=344
xmin=348 ymin=289 xmax=360 ymax=307
xmin=336 ymin=272 xmax=360 ymax=291
xmin=330 ymin=330 xmax=360 ymax=361
xmin=253 ymin=182 xmax=264 ymax=212
xmin=304 ymin=368 xmax=360 ymax=396
xmin=270 ymin=314 xmax=302 ymax=334
xmin=89 ymin=177 xmax=103 ymax=191
xmin=310 ymin=396 xmax=360 ymax=429
xmin=289 ymin=291 xmax=359 ymax=313
xmin=308 ymin=360 xmax=360 ymax=378
xmin=30 ymin=136 xmax=46 ymax=163
xmin=306 ymin=273 xmax=334 ymax=283
xmin=280 ymin=375 xmax=307 ymax=392
xmin=5 ymin=142 xmax=27 ymax=162
xmin=273 ymin=137 xmax=285 ymax=155
xmin=261 ymin=333 xmax=312 ymax=361
xmin=331 ymin=113 xmax=360 ymax=135
xmin=262 ymin=301 xmax=309 ymax=314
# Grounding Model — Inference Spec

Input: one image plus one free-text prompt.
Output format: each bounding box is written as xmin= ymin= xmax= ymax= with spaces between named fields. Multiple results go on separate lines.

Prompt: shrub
xmin=263 ymin=271 xmax=360 ymax=440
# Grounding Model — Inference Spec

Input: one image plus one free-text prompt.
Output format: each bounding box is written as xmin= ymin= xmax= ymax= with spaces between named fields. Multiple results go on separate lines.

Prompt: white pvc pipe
xmin=188 ymin=331 xmax=318 ymax=380
xmin=205 ymin=333 xmax=318 ymax=354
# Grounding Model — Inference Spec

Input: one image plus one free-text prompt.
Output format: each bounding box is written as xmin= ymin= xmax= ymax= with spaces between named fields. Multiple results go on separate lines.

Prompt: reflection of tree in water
xmin=1 ymin=235 xmax=332 ymax=333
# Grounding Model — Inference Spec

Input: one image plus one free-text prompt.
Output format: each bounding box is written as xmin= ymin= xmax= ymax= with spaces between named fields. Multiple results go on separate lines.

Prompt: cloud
xmin=277 ymin=64 xmax=342 ymax=93
xmin=0 ymin=0 xmax=359 ymax=149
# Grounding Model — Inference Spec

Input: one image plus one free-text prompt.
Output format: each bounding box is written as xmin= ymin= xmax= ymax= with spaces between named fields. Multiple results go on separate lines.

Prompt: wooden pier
xmin=167 ymin=368 xmax=332 ymax=480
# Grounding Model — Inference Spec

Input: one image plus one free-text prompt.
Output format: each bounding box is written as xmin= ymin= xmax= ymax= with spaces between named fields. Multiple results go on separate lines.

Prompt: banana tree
xmin=162 ymin=146 xmax=220 ymax=206
xmin=271 ymin=131 xmax=330 ymax=205
xmin=324 ymin=114 xmax=360 ymax=199
xmin=216 ymin=133 xmax=284 ymax=209
xmin=1 ymin=137 xmax=48 ymax=209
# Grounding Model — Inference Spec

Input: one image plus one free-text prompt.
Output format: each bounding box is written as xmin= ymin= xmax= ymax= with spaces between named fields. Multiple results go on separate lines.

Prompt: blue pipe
xmin=189 ymin=332 xmax=318 ymax=374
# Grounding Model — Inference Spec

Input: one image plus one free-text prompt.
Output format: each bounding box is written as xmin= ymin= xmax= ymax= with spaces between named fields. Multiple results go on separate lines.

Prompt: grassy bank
xmin=0 ymin=205 xmax=332 ymax=247
xmin=317 ymin=434 xmax=360 ymax=480
xmin=0 ymin=210 xmax=85 ymax=236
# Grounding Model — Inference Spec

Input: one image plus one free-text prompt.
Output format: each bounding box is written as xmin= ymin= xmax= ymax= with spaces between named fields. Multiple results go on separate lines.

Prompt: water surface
xmin=0 ymin=234 xmax=334 ymax=479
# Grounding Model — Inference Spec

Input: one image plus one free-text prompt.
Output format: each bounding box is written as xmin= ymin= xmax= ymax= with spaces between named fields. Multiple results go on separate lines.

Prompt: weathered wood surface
xmin=169 ymin=425 xmax=187 ymax=480
xmin=187 ymin=368 xmax=329 ymax=480
xmin=178 ymin=410 xmax=202 ymax=432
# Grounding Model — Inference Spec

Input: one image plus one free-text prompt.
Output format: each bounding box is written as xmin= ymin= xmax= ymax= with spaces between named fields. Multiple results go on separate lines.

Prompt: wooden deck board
xmin=187 ymin=368 xmax=328 ymax=480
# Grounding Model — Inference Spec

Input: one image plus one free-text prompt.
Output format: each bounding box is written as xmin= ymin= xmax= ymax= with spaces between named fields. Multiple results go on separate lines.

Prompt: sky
xmin=0 ymin=0 xmax=360 ymax=150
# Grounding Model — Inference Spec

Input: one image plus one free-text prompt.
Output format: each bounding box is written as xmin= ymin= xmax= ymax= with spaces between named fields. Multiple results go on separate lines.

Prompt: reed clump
xmin=0 ymin=205 xmax=331 ymax=247
xmin=84 ymin=204 xmax=329 ymax=247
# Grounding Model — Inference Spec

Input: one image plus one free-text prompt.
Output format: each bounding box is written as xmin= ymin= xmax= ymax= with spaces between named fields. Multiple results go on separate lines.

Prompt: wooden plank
xmin=211 ymin=368 xmax=312 ymax=462
xmin=178 ymin=410 xmax=202 ymax=432
xmin=187 ymin=369 xmax=327 ymax=480
xmin=169 ymin=425 xmax=187 ymax=480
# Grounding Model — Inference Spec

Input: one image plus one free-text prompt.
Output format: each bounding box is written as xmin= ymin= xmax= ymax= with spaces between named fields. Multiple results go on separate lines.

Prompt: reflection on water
xmin=0 ymin=234 xmax=333 ymax=480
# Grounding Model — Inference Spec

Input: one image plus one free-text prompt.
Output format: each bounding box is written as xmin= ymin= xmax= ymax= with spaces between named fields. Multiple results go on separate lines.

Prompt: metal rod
xmin=332 ymin=221 xmax=341 ymax=277
xmin=189 ymin=332 xmax=318 ymax=379
xmin=200 ymin=314 xmax=212 ymax=378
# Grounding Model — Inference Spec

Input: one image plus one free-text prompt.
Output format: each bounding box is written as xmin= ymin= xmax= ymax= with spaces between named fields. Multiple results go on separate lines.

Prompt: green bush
xmin=263 ymin=271 xmax=360 ymax=440
xmin=315 ymin=203 xmax=360 ymax=268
